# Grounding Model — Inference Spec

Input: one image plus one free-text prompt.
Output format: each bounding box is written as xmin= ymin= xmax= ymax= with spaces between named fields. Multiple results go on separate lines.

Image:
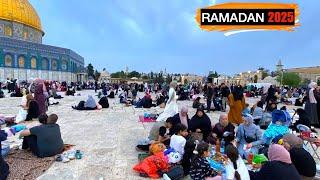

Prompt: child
xmin=189 ymin=142 xmax=220 ymax=180
xmin=225 ymin=145 xmax=250 ymax=180
xmin=170 ymin=124 xmax=188 ymax=156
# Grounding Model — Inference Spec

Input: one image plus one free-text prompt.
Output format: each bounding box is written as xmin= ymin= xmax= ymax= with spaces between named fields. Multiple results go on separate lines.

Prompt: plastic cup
xmin=248 ymin=153 xmax=254 ymax=164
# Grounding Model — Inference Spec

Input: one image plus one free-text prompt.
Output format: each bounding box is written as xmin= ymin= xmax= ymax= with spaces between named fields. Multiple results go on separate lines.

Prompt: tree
xmin=318 ymin=79 xmax=320 ymax=86
xmin=128 ymin=71 xmax=141 ymax=78
xmin=276 ymin=72 xmax=301 ymax=87
xmin=166 ymin=74 xmax=172 ymax=84
xmin=184 ymin=78 xmax=188 ymax=85
xmin=111 ymin=71 xmax=125 ymax=78
xmin=208 ymin=71 xmax=219 ymax=78
xmin=87 ymin=63 xmax=94 ymax=77
xmin=94 ymin=70 xmax=101 ymax=81
xmin=142 ymin=75 xmax=149 ymax=80
xmin=150 ymin=71 xmax=154 ymax=79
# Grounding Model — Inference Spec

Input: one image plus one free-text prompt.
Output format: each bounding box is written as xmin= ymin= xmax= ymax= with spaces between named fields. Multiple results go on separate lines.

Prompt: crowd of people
xmin=0 ymin=77 xmax=319 ymax=180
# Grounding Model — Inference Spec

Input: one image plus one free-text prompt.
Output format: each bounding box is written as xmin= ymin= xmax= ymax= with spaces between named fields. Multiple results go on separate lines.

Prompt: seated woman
xmin=72 ymin=95 xmax=97 ymax=110
xmin=282 ymin=134 xmax=316 ymax=180
xmin=107 ymin=90 xmax=115 ymax=98
xmin=25 ymin=100 xmax=40 ymax=121
xmin=0 ymin=88 xmax=4 ymax=98
xmin=189 ymin=142 xmax=220 ymax=180
xmin=252 ymin=101 xmax=264 ymax=125
xmin=192 ymin=97 xmax=203 ymax=109
xmin=225 ymin=145 xmax=250 ymax=180
xmin=236 ymin=114 xmax=262 ymax=159
xmin=292 ymin=108 xmax=311 ymax=131
xmin=189 ymin=107 xmax=212 ymax=142
xmin=20 ymin=114 xmax=64 ymax=158
xmin=171 ymin=106 xmax=190 ymax=133
xmin=98 ymin=96 xmax=109 ymax=108
xmin=0 ymin=130 xmax=9 ymax=180
xmin=211 ymin=114 xmax=235 ymax=144
xmin=51 ymin=88 xmax=63 ymax=99
xmin=66 ymin=85 xmax=75 ymax=96
xmin=156 ymin=91 xmax=165 ymax=106
xmin=251 ymin=144 xmax=300 ymax=180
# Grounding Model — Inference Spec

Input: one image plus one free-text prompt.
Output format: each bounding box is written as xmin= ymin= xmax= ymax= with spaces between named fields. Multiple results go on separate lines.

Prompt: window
xmin=23 ymin=29 xmax=28 ymax=40
xmin=18 ymin=56 xmax=25 ymax=68
xmin=51 ymin=59 xmax=58 ymax=70
xmin=42 ymin=58 xmax=49 ymax=70
xmin=4 ymin=26 xmax=12 ymax=37
xmin=31 ymin=57 xmax=37 ymax=69
xmin=61 ymin=60 xmax=68 ymax=71
xmin=4 ymin=54 xmax=13 ymax=67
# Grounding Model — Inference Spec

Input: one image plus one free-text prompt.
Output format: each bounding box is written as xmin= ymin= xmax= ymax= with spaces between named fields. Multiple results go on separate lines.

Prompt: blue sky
xmin=29 ymin=0 xmax=319 ymax=76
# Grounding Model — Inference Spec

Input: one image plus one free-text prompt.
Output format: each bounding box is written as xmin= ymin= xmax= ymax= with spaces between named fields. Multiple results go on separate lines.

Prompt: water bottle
xmin=221 ymin=138 xmax=225 ymax=154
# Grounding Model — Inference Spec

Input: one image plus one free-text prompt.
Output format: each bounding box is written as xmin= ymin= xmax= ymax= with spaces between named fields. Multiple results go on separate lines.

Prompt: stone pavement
xmin=0 ymin=90 xmax=317 ymax=179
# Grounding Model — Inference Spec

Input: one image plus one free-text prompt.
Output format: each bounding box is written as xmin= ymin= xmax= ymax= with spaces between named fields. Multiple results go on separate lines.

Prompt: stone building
xmin=0 ymin=0 xmax=85 ymax=82
xmin=285 ymin=66 xmax=320 ymax=83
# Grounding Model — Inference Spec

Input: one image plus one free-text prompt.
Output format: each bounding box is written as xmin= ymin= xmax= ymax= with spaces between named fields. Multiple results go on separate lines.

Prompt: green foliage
xmin=318 ymin=79 xmax=320 ymax=86
xmin=254 ymin=75 xmax=258 ymax=83
xmin=142 ymin=75 xmax=149 ymax=80
xmin=276 ymin=72 xmax=301 ymax=87
xmin=94 ymin=70 xmax=101 ymax=81
xmin=87 ymin=63 xmax=94 ymax=77
xmin=111 ymin=71 xmax=126 ymax=78
xmin=128 ymin=71 xmax=141 ymax=78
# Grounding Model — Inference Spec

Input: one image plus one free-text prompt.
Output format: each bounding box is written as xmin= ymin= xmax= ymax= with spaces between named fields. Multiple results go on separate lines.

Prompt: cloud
xmin=122 ymin=18 xmax=144 ymax=36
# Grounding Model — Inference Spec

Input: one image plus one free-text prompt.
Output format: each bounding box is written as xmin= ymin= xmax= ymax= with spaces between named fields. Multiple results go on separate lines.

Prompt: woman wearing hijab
xmin=157 ymin=81 xmax=179 ymax=122
xmin=304 ymin=82 xmax=319 ymax=127
xmin=188 ymin=107 xmax=212 ymax=141
xmin=236 ymin=114 xmax=262 ymax=159
xmin=228 ymin=85 xmax=246 ymax=125
xmin=25 ymin=100 xmax=40 ymax=121
xmin=251 ymin=144 xmax=300 ymax=180
xmin=0 ymin=130 xmax=9 ymax=180
xmin=170 ymin=106 xmax=190 ymax=135
xmin=34 ymin=82 xmax=47 ymax=115
xmin=84 ymin=95 xmax=97 ymax=110
xmin=292 ymin=108 xmax=311 ymax=131
xmin=282 ymin=134 xmax=316 ymax=180
xmin=211 ymin=114 xmax=235 ymax=144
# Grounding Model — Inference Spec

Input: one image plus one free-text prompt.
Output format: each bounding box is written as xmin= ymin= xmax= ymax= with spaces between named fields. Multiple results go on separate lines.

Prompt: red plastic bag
xmin=133 ymin=152 xmax=169 ymax=178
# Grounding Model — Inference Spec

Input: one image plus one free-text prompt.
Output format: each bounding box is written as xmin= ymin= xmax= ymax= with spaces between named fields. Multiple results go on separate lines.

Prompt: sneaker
xmin=68 ymin=151 xmax=76 ymax=160
xmin=55 ymin=154 xmax=63 ymax=162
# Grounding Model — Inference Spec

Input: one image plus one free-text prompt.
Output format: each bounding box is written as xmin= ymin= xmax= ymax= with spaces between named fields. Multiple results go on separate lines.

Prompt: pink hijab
xmin=268 ymin=144 xmax=292 ymax=164
xmin=179 ymin=106 xmax=189 ymax=128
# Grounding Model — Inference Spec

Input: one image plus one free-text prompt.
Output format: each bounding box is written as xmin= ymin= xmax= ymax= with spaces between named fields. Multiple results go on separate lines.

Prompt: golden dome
xmin=0 ymin=0 xmax=43 ymax=34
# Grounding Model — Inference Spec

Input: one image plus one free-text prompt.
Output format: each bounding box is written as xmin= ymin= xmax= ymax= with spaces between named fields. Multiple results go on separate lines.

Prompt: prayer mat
xmin=139 ymin=115 xmax=156 ymax=123
xmin=4 ymin=149 xmax=55 ymax=180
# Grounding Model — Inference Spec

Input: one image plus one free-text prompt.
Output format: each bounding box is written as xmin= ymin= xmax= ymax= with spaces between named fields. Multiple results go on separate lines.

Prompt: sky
xmin=29 ymin=0 xmax=320 ymax=76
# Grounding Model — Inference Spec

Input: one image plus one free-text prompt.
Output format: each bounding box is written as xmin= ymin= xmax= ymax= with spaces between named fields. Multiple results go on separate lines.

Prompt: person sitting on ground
xmin=235 ymin=114 xmax=262 ymax=159
xmin=192 ymin=97 xmax=203 ymax=109
xmin=189 ymin=142 xmax=220 ymax=180
xmin=66 ymin=85 xmax=75 ymax=96
xmin=259 ymin=101 xmax=278 ymax=130
xmin=136 ymin=117 xmax=173 ymax=151
xmin=0 ymin=130 xmax=9 ymax=180
xmin=25 ymin=99 xmax=40 ymax=121
xmin=20 ymin=114 xmax=64 ymax=158
xmin=282 ymin=134 xmax=316 ymax=180
xmin=107 ymin=89 xmax=115 ymax=98
xmin=251 ymin=144 xmax=300 ymax=180
xmin=225 ymin=144 xmax=250 ymax=180
xmin=171 ymin=106 xmax=190 ymax=134
xmin=98 ymin=96 xmax=109 ymax=108
xmin=0 ymin=88 xmax=4 ymax=98
xmin=258 ymin=110 xmax=290 ymax=147
xmin=38 ymin=113 xmax=48 ymax=124
xmin=242 ymin=103 xmax=251 ymax=114
xmin=169 ymin=124 xmax=188 ymax=158
xmin=292 ymin=108 xmax=311 ymax=131
xmin=51 ymin=87 xmax=63 ymax=99
xmin=156 ymin=90 xmax=165 ymax=106
xmin=72 ymin=95 xmax=97 ymax=110
xmin=252 ymin=101 xmax=264 ymax=125
xmin=211 ymin=114 xmax=235 ymax=144
xmin=189 ymin=107 xmax=212 ymax=142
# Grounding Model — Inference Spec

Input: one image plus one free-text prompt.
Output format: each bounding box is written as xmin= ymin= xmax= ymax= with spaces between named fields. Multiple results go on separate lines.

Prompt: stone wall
xmin=0 ymin=67 xmax=75 ymax=82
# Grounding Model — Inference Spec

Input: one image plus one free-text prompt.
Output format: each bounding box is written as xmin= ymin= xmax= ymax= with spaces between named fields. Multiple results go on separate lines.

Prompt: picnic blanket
xmin=5 ymin=149 xmax=55 ymax=180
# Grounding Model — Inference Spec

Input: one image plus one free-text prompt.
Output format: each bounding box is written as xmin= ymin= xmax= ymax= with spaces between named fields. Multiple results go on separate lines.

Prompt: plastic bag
xmin=133 ymin=152 xmax=169 ymax=178
xmin=149 ymin=142 xmax=166 ymax=155
xmin=253 ymin=154 xmax=268 ymax=164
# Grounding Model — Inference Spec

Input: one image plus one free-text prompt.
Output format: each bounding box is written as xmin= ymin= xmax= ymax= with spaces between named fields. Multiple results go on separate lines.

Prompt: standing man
xmin=221 ymin=83 xmax=230 ymax=112
xmin=206 ymin=83 xmax=214 ymax=113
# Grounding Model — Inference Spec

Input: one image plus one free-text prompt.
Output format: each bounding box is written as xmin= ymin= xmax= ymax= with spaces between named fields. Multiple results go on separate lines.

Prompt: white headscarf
xmin=308 ymin=82 xmax=317 ymax=103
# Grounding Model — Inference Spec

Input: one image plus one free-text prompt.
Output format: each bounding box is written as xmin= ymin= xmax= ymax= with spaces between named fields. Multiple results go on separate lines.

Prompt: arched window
xmin=4 ymin=26 xmax=12 ymax=37
xmin=61 ymin=60 xmax=68 ymax=71
xmin=51 ymin=59 xmax=58 ymax=70
xmin=4 ymin=54 xmax=13 ymax=67
xmin=31 ymin=57 xmax=37 ymax=69
xmin=18 ymin=56 xmax=25 ymax=68
xmin=42 ymin=58 xmax=49 ymax=70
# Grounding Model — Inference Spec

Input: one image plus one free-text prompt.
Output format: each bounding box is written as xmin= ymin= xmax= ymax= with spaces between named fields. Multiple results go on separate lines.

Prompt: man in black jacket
xmin=206 ymin=83 xmax=214 ymax=113
xmin=220 ymin=83 xmax=230 ymax=112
